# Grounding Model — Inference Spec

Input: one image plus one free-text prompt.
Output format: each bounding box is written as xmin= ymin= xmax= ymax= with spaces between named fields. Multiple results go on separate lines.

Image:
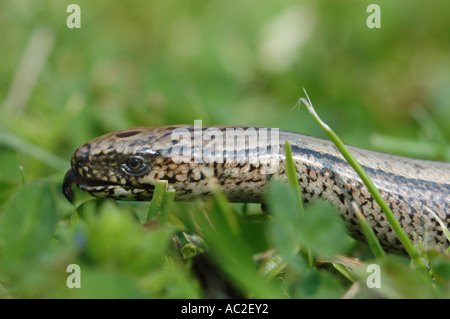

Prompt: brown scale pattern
xmin=65 ymin=125 xmax=450 ymax=253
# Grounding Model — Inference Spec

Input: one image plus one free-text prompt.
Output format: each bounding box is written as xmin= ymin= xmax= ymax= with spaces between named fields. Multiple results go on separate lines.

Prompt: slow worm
xmin=62 ymin=125 xmax=450 ymax=253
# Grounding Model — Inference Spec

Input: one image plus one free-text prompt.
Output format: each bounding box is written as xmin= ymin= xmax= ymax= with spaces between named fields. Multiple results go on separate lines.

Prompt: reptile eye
xmin=121 ymin=156 xmax=148 ymax=175
xmin=128 ymin=157 xmax=142 ymax=169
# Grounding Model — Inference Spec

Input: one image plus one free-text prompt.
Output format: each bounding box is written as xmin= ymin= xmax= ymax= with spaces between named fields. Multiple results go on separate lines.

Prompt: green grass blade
xmin=297 ymin=88 xmax=427 ymax=271
xmin=158 ymin=188 xmax=175 ymax=225
xmin=370 ymin=133 xmax=450 ymax=161
xmin=332 ymin=263 xmax=356 ymax=283
xmin=195 ymin=191 xmax=285 ymax=298
xmin=0 ymin=128 xmax=68 ymax=171
xmin=352 ymin=202 xmax=386 ymax=260
xmin=284 ymin=141 xmax=315 ymax=268
xmin=284 ymin=141 xmax=304 ymax=214
xmin=146 ymin=180 xmax=175 ymax=225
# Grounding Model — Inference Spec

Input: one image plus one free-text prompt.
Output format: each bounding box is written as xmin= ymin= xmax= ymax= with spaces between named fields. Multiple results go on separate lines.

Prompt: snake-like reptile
xmin=62 ymin=125 xmax=450 ymax=253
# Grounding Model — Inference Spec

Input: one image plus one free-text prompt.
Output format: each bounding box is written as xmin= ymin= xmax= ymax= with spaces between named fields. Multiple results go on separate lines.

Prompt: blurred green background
xmin=0 ymin=0 xmax=449 ymax=298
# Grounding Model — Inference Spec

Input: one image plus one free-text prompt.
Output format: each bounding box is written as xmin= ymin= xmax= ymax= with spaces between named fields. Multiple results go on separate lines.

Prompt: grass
xmin=296 ymin=89 xmax=427 ymax=270
xmin=0 ymin=1 xmax=449 ymax=299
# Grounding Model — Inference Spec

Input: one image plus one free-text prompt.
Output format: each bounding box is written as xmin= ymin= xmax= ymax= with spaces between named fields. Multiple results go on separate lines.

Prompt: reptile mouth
xmin=62 ymin=169 xmax=154 ymax=203
xmin=63 ymin=169 xmax=113 ymax=203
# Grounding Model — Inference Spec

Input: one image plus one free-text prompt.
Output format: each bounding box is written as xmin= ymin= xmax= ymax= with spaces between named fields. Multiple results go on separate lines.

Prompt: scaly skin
xmin=63 ymin=125 xmax=450 ymax=253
